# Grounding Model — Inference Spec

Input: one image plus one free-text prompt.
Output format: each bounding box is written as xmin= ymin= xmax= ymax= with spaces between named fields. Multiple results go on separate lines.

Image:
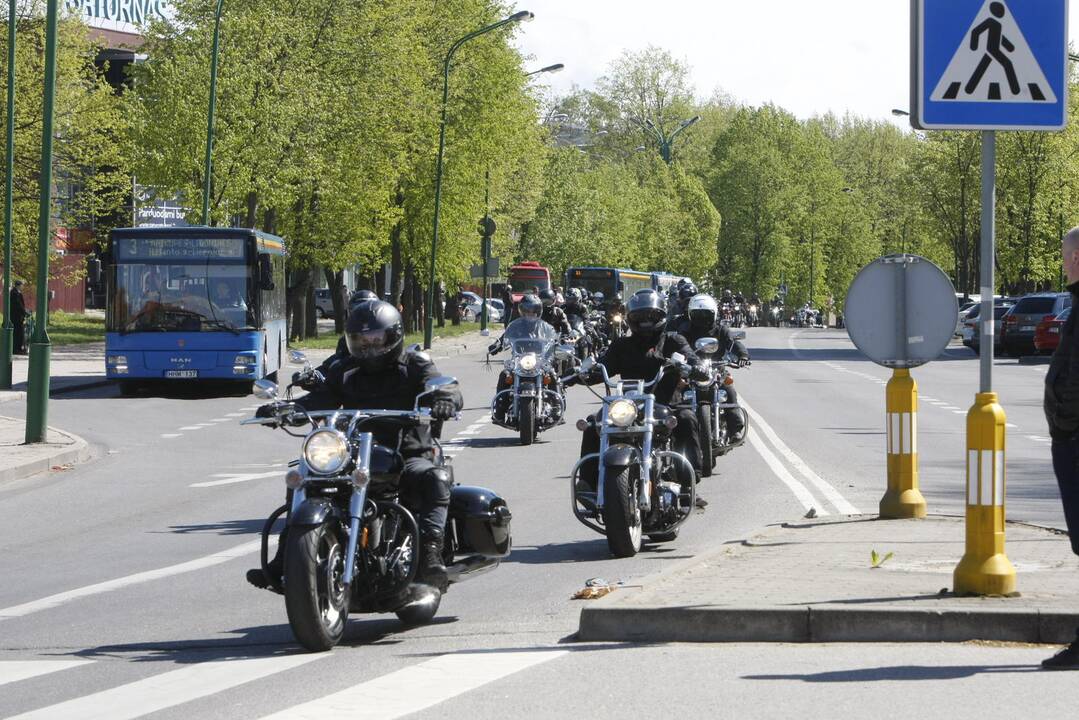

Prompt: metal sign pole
xmin=955 ymin=130 xmax=1015 ymax=596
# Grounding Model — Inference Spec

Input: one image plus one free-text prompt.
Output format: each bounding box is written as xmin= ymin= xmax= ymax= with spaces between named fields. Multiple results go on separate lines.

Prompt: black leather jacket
xmin=296 ymin=347 xmax=463 ymax=456
xmin=586 ymin=331 xmax=699 ymax=405
xmin=542 ymin=305 xmax=571 ymax=335
xmin=1045 ymin=282 xmax=1079 ymax=439
xmin=675 ymin=319 xmax=749 ymax=360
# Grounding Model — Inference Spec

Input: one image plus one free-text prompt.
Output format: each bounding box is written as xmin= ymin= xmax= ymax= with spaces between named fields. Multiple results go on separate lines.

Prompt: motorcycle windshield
xmin=503 ymin=317 xmax=557 ymax=358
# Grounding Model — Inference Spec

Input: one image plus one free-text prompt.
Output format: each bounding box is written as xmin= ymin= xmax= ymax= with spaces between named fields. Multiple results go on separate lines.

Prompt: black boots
xmin=418 ymin=531 xmax=448 ymax=591
xmin=1042 ymin=629 xmax=1079 ymax=670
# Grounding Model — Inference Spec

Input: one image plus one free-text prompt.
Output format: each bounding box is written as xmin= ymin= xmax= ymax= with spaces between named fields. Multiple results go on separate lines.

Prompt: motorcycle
xmin=683 ymin=337 xmax=751 ymax=477
xmin=570 ymin=356 xmax=696 ymax=558
xmin=244 ymin=352 xmax=512 ymax=652
xmin=769 ymin=305 xmax=783 ymax=327
xmin=746 ymin=304 xmax=760 ymax=327
xmin=720 ymin=302 xmax=734 ymax=326
xmin=489 ymin=318 xmax=577 ymax=445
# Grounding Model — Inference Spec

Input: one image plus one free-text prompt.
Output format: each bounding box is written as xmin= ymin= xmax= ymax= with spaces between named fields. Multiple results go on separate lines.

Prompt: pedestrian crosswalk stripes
xmin=5 ymin=654 xmax=321 ymax=720
xmin=0 ymin=660 xmax=93 ymax=688
xmin=258 ymin=650 xmax=568 ymax=720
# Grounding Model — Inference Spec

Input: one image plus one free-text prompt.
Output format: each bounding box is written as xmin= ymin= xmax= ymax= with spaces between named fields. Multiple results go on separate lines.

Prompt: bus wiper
xmin=199 ymin=318 xmax=242 ymax=335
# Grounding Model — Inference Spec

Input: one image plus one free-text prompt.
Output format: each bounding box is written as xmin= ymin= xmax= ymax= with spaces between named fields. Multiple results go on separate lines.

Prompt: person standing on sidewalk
xmin=1043 ymin=226 xmax=1079 ymax=670
xmin=10 ymin=280 xmax=27 ymax=355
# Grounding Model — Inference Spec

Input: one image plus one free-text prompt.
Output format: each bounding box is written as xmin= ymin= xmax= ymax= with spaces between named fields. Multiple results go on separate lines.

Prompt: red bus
xmin=506 ymin=261 xmax=552 ymax=302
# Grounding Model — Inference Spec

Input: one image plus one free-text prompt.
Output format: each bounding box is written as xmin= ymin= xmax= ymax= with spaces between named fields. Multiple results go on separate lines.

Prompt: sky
xmin=512 ymin=0 xmax=1079 ymax=127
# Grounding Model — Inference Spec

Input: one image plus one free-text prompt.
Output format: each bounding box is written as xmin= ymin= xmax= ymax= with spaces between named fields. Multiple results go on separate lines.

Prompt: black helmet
xmin=566 ymin=287 xmax=582 ymax=304
xmin=538 ymin=288 xmax=556 ymax=307
xmin=626 ymin=289 xmax=667 ymax=340
xmin=611 ymin=291 xmax=623 ymax=304
xmin=349 ymin=289 xmax=378 ymax=309
xmin=679 ymin=283 xmax=698 ymax=301
xmin=518 ymin=293 xmax=542 ymax=319
xmin=344 ymin=300 xmax=404 ymax=372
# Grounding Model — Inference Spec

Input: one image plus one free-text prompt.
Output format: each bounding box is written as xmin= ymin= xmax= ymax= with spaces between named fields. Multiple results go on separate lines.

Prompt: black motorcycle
xmin=244 ymin=355 xmax=512 ymax=651
xmin=683 ymin=337 xmax=750 ymax=476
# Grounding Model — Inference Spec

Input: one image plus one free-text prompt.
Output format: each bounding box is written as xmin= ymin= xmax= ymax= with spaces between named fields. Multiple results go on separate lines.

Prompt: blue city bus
xmin=105 ymin=226 xmax=287 ymax=392
xmin=564 ymin=267 xmax=655 ymax=299
xmin=652 ymin=271 xmax=690 ymax=297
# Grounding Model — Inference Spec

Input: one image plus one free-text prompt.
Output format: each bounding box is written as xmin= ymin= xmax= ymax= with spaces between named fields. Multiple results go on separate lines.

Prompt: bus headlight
xmin=302 ymin=429 xmax=349 ymax=475
xmin=607 ymin=399 xmax=638 ymax=427
xmin=234 ymin=354 xmax=256 ymax=365
xmin=516 ymin=353 xmax=538 ymax=372
xmin=107 ymin=355 xmax=128 ymax=374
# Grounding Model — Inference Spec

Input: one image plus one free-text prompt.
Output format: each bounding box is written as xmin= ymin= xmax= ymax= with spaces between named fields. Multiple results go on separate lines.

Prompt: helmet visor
xmin=630 ymin=309 xmax=665 ymax=332
xmin=346 ymin=328 xmax=391 ymax=359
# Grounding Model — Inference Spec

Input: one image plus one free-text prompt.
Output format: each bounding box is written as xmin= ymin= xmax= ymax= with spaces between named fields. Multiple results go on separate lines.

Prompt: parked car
xmin=313 ymin=288 xmax=336 ymax=319
xmin=956 ymin=300 xmax=979 ymax=336
xmin=962 ymin=300 xmax=1014 ymax=355
xmin=1001 ymin=292 xmax=1072 ymax=357
xmin=1035 ymin=306 xmax=1071 ymax=354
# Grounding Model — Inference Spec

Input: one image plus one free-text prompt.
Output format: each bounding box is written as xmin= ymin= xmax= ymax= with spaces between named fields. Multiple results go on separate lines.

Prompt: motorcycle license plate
xmin=165 ymin=370 xmax=198 ymax=378
xmin=1020 ymin=326 xmax=1035 ymax=332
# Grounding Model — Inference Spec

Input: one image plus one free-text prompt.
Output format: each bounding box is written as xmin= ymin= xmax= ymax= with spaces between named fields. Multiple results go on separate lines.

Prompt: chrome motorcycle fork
xmin=597 ymin=419 xmax=610 ymax=509
xmin=511 ymin=371 xmax=520 ymax=418
xmin=343 ymin=433 xmax=373 ymax=585
xmin=640 ymin=396 xmax=653 ymax=512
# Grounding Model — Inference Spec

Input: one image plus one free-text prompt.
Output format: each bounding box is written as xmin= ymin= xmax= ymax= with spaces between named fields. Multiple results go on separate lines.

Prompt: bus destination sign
xmin=116 ymin=236 xmax=246 ymax=261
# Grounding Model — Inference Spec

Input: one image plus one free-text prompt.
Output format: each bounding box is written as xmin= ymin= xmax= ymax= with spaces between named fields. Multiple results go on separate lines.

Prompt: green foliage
xmin=1 ymin=8 xmax=131 ymax=284
xmin=870 ymin=549 xmax=894 ymax=568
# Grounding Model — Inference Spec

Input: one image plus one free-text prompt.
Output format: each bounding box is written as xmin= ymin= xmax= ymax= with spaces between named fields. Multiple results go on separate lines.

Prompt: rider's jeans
xmin=577 ymin=408 xmax=701 ymax=489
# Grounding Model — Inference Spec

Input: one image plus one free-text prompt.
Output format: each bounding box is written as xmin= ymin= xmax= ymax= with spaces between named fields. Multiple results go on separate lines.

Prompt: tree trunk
xmin=287 ymin=268 xmax=311 ymax=342
xmin=448 ymin=292 xmax=462 ymax=326
xmin=245 ymin=192 xmax=258 ymax=228
xmin=305 ymin=278 xmax=318 ymax=338
xmin=402 ymin=264 xmax=416 ymax=334
xmin=325 ymin=268 xmax=346 ymax=333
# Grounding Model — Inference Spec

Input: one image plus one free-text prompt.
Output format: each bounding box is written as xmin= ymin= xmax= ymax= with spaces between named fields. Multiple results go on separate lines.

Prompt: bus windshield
xmin=507 ymin=271 xmax=551 ymax=293
xmin=109 ymin=261 xmax=253 ymax=333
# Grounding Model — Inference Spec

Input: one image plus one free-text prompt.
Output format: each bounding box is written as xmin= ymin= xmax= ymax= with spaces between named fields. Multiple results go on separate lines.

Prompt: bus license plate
xmin=165 ymin=370 xmax=198 ymax=378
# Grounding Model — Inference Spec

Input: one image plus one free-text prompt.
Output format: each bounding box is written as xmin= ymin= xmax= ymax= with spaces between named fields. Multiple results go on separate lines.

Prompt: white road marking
xmin=7 ymin=655 xmax=321 ymax=720
xmin=746 ymin=427 xmax=823 ymax=514
xmin=225 ymin=412 xmax=247 ymax=417
xmin=0 ymin=660 xmax=93 ymax=687
xmin=952 ymin=410 xmax=966 ymax=414
xmin=0 ymin=540 xmax=259 ymax=621
xmin=208 ymin=418 xmax=231 ymax=423
xmin=190 ymin=470 xmax=282 ymax=488
xmin=178 ymin=426 xmax=203 ymax=431
xmin=457 ymin=428 xmax=483 ymax=436
xmin=160 ymin=434 xmax=182 ymax=439
xmin=1006 ymin=423 xmax=1019 ymax=429
xmin=259 ymin=650 xmax=568 ymax=720
xmin=742 ymin=400 xmax=859 ymax=515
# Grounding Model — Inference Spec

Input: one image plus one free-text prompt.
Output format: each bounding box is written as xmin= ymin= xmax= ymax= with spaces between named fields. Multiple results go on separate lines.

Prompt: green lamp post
xmin=24 ymin=0 xmax=60 ymax=443
xmin=424 ymin=10 xmax=534 ymax=349
xmin=0 ymin=0 xmax=16 ymax=390
xmin=202 ymin=0 xmax=225 ymax=225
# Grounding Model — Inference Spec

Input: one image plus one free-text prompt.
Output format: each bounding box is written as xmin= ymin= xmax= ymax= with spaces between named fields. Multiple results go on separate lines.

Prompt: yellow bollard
xmin=953 ymin=392 xmax=1016 ymax=596
xmin=880 ymin=368 xmax=927 ymax=518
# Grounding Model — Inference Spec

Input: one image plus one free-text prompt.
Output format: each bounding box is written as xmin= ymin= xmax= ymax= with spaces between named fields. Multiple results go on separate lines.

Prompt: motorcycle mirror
xmin=288 ymin=350 xmax=308 ymax=366
xmin=425 ymin=376 xmax=459 ymax=394
xmin=253 ymin=379 xmax=278 ymax=400
xmin=579 ymin=357 xmax=596 ymax=374
xmin=694 ymin=337 xmax=720 ymax=356
xmin=730 ymin=330 xmax=746 ymax=341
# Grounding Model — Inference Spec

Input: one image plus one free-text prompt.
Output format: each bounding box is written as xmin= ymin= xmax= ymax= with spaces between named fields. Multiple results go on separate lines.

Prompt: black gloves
xmin=737 ymin=357 xmax=752 ymax=368
xmin=431 ymin=399 xmax=456 ymax=420
xmin=690 ymin=366 xmax=712 ymax=382
xmin=255 ymin=403 xmax=278 ymax=419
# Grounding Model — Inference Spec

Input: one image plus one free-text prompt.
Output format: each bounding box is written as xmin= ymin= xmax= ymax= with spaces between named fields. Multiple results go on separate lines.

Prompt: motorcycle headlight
xmin=607 ymin=398 xmax=638 ymax=427
xmin=302 ymin=429 xmax=349 ymax=475
xmin=517 ymin=353 xmax=538 ymax=372
xmin=612 ymin=314 xmax=623 ymax=324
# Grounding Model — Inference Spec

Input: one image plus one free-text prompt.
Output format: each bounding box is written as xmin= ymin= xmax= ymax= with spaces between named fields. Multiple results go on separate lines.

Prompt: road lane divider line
xmin=6 ymin=654 xmax=321 ymax=720
xmin=160 ymin=434 xmax=182 ymax=439
xmin=178 ymin=426 xmax=203 ymax=431
xmin=0 ymin=540 xmax=260 ymax=621
xmin=0 ymin=660 xmax=94 ymax=688
xmin=258 ymin=650 xmax=568 ymax=720
xmin=745 ymin=427 xmax=824 ymax=514
xmin=190 ymin=470 xmax=283 ymax=488
xmin=742 ymin=400 xmax=859 ymax=515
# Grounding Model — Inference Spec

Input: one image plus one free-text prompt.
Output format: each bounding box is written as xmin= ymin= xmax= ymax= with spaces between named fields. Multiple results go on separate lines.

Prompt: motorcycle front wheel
xmin=697 ymin=403 xmax=714 ymax=477
xmin=284 ymin=522 xmax=349 ymax=652
xmin=602 ymin=465 xmax=643 ymax=557
xmin=519 ymin=397 xmax=536 ymax=445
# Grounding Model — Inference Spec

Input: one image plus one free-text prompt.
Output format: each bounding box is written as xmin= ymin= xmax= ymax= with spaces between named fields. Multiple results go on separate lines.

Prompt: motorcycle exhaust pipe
xmin=445 ymin=555 xmax=501 ymax=584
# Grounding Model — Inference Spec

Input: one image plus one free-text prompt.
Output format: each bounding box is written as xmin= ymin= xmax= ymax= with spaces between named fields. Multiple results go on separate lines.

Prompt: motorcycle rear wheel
xmin=697 ymin=404 xmax=714 ymax=477
xmin=602 ymin=465 xmax=643 ymax=557
xmin=284 ymin=522 xmax=349 ymax=652
xmin=519 ymin=397 xmax=536 ymax=445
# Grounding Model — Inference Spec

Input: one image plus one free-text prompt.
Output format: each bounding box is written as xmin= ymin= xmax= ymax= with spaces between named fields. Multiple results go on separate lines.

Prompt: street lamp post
xmin=424 ymin=10 xmax=533 ymax=349
xmin=201 ymin=0 xmax=225 ymax=225
xmin=638 ymin=115 xmax=700 ymax=164
xmin=526 ymin=63 xmax=563 ymax=77
xmin=0 ymin=0 xmax=16 ymax=390
xmin=24 ymin=0 xmax=60 ymax=443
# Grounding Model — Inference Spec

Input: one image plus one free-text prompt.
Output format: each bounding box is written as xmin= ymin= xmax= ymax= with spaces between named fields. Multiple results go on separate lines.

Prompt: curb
xmin=1 ymin=377 xmax=112 ymax=403
xmin=577 ymin=605 xmax=1079 ymax=645
xmin=0 ymin=424 xmax=94 ymax=485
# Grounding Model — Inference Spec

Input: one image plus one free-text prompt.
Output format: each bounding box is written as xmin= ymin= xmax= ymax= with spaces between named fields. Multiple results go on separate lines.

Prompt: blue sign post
xmin=911 ymin=0 xmax=1069 ymax=597
xmin=913 ymin=0 xmax=1068 ymax=130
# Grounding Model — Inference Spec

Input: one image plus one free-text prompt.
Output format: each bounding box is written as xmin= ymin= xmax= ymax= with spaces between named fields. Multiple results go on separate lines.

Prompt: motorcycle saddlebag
xmin=449 ymin=485 xmax=512 ymax=558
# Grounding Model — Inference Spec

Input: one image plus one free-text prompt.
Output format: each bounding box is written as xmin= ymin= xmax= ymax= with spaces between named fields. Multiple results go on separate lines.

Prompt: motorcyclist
xmin=489 ymin=295 xmax=558 ymax=422
xmin=677 ymin=294 xmax=750 ymax=440
xmin=670 ymin=282 xmax=697 ymax=321
xmin=573 ymin=289 xmax=708 ymax=499
xmin=564 ymin=288 xmax=599 ymax=357
xmin=248 ymin=300 xmax=463 ymax=591
xmin=539 ymin=288 xmax=571 ymax=336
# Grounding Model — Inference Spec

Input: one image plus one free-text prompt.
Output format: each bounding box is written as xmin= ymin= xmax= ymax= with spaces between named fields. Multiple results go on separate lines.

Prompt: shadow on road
xmin=743 ymin=664 xmax=1038 ymax=682
xmin=165 ymin=519 xmax=267 ymax=536
xmin=503 ymin=539 xmax=617 ymax=564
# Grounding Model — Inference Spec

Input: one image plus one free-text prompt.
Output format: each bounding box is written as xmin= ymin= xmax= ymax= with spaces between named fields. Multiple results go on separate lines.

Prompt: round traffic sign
xmin=844 ymin=254 xmax=958 ymax=368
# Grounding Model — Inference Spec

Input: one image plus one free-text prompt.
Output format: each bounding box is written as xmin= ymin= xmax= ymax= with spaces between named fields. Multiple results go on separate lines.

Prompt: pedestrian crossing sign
xmin=913 ymin=0 xmax=1068 ymax=130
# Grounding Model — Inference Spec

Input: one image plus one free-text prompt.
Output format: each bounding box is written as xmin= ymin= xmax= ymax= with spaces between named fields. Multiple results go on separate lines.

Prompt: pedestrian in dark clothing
xmin=10 ymin=280 xmax=27 ymax=354
xmin=1042 ymin=226 xmax=1079 ymax=669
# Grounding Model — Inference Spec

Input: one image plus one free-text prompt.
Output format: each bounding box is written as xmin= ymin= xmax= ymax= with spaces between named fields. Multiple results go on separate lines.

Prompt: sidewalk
xmin=0 ymin=342 xmax=109 ymax=405
xmin=577 ymin=515 xmax=1079 ymax=644
xmin=0 ymin=415 xmax=92 ymax=484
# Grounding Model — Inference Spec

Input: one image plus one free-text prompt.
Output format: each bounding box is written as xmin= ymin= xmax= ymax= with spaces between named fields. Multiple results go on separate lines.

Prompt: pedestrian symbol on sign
xmin=930 ymin=0 xmax=1056 ymax=103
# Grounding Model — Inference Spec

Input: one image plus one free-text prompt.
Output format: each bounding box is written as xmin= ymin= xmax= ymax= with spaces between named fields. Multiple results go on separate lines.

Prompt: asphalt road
xmin=0 ymin=327 xmax=1071 ymax=719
